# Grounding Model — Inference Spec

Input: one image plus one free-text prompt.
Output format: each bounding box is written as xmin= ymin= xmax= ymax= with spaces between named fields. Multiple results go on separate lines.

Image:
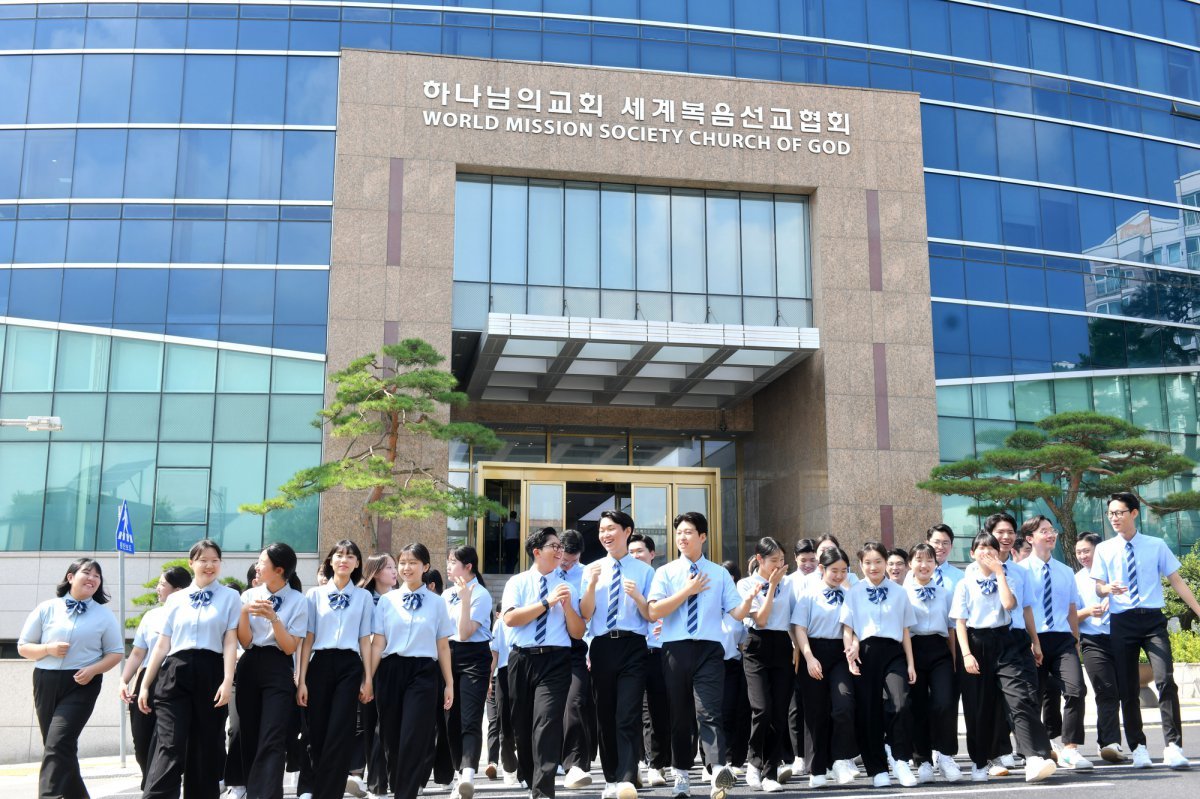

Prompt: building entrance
xmin=476 ymin=463 xmax=720 ymax=574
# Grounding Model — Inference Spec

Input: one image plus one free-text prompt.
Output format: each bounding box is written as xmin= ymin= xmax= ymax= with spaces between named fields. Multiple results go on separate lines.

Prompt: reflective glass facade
xmin=3 ymin=0 xmax=1200 ymax=552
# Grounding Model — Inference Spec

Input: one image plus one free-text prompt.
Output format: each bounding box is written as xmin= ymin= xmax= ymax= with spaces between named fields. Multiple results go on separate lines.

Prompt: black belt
xmin=1117 ymin=607 xmax=1164 ymax=616
xmin=512 ymin=645 xmax=568 ymax=656
xmin=596 ymin=629 xmax=643 ymax=640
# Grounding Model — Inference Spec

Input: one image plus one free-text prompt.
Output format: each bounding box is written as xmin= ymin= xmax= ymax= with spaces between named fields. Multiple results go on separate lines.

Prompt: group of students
xmin=15 ymin=491 xmax=1200 ymax=799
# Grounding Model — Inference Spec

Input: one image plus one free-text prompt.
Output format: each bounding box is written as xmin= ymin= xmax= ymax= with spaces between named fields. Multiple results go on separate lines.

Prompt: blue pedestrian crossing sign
xmin=116 ymin=499 xmax=136 ymax=554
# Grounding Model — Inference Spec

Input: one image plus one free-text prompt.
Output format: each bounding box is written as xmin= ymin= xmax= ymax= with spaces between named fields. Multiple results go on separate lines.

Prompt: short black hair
xmin=673 ymin=511 xmax=708 ymax=535
xmin=721 ymin=559 xmax=741 ymax=582
xmin=971 ymin=531 xmax=1000 ymax=552
xmin=56 ymin=558 xmax=109 ymax=603
xmin=857 ymin=542 xmax=888 ymax=562
xmin=599 ymin=509 xmax=635 ymax=532
xmin=560 ymin=529 xmax=584 ymax=555
xmin=320 ymin=539 xmax=365 ymax=585
xmin=1078 ymin=532 xmax=1102 ymax=547
xmin=926 ymin=523 xmax=954 ymax=542
xmin=817 ymin=534 xmax=841 ymax=547
xmin=908 ymin=543 xmax=937 ymax=563
xmin=189 ymin=538 xmax=222 ymax=561
xmin=794 ymin=538 xmax=817 ymax=555
xmin=983 ymin=512 xmax=1017 ymax=534
xmin=162 ymin=566 xmax=192 ymax=590
xmin=888 ymin=547 xmax=909 ymax=562
xmin=1108 ymin=492 xmax=1140 ymax=513
xmin=628 ymin=533 xmax=655 ymax=553
xmin=526 ymin=527 xmax=560 ymax=558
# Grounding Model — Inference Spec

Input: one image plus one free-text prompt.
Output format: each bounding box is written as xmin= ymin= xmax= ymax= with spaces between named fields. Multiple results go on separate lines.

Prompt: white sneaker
xmin=872 ymin=772 xmax=891 ymax=788
xmin=809 ymin=773 xmax=827 ymax=788
xmin=938 ymin=754 xmax=962 ymax=783
xmin=987 ymin=759 xmax=1010 ymax=777
xmin=831 ymin=759 xmax=857 ymax=785
xmin=1059 ymin=748 xmax=1094 ymax=770
xmin=503 ymin=771 xmax=519 ymax=786
xmin=776 ymin=763 xmax=793 ymax=783
xmin=1132 ymin=743 xmax=1153 ymax=769
xmin=1024 ymin=755 xmax=1057 ymax=783
xmin=226 ymin=788 xmax=247 ymax=799
xmin=744 ymin=765 xmax=762 ymax=789
xmin=601 ymin=783 xmax=618 ymax=799
xmin=1099 ymin=743 xmax=1127 ymax=763
xmin=893 ymin=761 xmax=918 ymax=787
xmin=761 ymin=778 xmax=783 ymax=793
xmin=710 ymin=765 xmax=735 ymax=799
xmin=916 ymin=762 xmax=934 ymax=784
xmin=565 ymin=766 xmax=593 ymax=789
xmin=298 ymin=793 xmax=313 ymax=799
xmin=727 ymin=765 xmax=742 ymax=778
xmin=347 ymin=776 xmax=368 ymax=798
xmin=647 ymin=768 xmax=667 ymax=787
xmin=999 ymin=753 xmax=1017 ymax=769
xmin=450 ymin=777 xmax=474 ymax=799
xmin=672 ymin=771 xmax=690 ymax=798
xmin=1164 ymin=743 xmax=1191 ymax=769
xmin=616 ymin=781 xmax=638 ymax=799
xmin=792 ymin=757 xmax=807 ymax=776
xmin=885 ymin=744 xmax=897 ymax=772
xmin=970 ymin=765 xmax=988 ymax=782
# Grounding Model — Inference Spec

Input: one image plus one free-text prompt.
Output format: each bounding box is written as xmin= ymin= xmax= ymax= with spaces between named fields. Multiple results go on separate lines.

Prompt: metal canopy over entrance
xmin=475 ymin=462 xmax=721 ymax=573
xmin=465 ymin=313 xmax=820 ymax=409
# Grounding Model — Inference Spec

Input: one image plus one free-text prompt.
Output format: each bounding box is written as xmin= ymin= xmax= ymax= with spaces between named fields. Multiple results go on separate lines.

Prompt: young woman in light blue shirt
xmin=235 ymin=542 xmax=308 ymax=799
xmin=372 ymin=542 xmax=455 ymax=799
xmin=354 ymin=553 xmax=398 ymax=797
xmin=19 ymin=558 xmax=124 ymax=799
xmin=444 ymin=545 xmax=493 ymax=799
xmin=297 ymin=539 xmax=374 ymax=799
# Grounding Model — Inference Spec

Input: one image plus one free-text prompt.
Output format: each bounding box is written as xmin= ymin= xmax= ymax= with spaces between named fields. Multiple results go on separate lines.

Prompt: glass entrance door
xmin=476 ymin=463 xmax=719 ymax=572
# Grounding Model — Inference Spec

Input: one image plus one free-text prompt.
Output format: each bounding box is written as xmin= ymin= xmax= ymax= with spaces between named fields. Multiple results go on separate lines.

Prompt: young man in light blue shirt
xmin=647 ymin=511 xmax=754 ymax=799
xmin=1091 ymin=492 xmax=1200 ymax=770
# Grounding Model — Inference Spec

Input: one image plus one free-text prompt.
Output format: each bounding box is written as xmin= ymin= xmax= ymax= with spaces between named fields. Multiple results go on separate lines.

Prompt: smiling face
xmin=675 ymin=520 xmax=705 ymax=561
xmin=377 ymin=556 xmax=398 ymax=591
xmin=68 ymin=564 xmax=102 ymax=600
xmin=795 ymin=552 xmax=818 ymax=575
xmin=1075 ymin=539 xmax=1096 ymax=571
xmin=598 ymin=517 xmax=631 ymax=558
xmin=446 ymin=554 xmax=471 ymax=582
xmin=820 ymin=558 xmax=848 ymax=589
xmin=155 ymin=574 xmax=181 ymax=603
xmin=330 ymin=548 xmax=358 ymax=582
xmin=396 ymin=550 xmax=428 ymax=590
xmin=860 ymin=549 xmax=887 ymax=584
xmin=992 ymin=520 xmax=1016 ymax=557
xmin=910 ymin=549 xmax=936 ymax=583
xmin=928 ymin=530 xmax=953 ymax=565
xmin=886 ymin=555 xmax=907 ymax=583
xmin=1107 ymin=498 xmax=1139 ymax=538
xmin=532 ymin=535 xmax=563 ymax=572
xmin=255 ymin=550 xmax=285 ymax=590
xmin=190 ymin=546 xmax=222 ymax=587
xmin=628 ymin=540 xmax=653 ymax=566
xmin=1030 ymin=518 xmax=1058 ymax=557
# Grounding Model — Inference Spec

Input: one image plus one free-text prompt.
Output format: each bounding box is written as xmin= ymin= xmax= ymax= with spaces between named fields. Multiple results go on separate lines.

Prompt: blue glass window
xmin=1071 ymin=128 xmax=1111 ymax=192
xmin=21 ymin=130 xmax=74 ymax=199
xmin=239 ymin=18 xmax=289 ymax=49
xmin=135 ymin=17 xmax=186 ymax=48
xmin=285 ymin=57 xmax=338 ymax=126
xmin=1000 ymin=183 xmax=1040 ymax=248
xmin=1034 ymin=121 xmax=1075 ymax=186
xmin=9 ymin=267 xmax=62 ymax=317
xmin=0 ymin=56 xmax=31 ymax=125
xmin=280 ymin=132 xmax=333 ymax=202
xmin=60 ymin=269 xmax=115 ymax=323
xmin=955 ymin=109 xmax=997 ymax=175
xmin=36 ymin=18 xmax=85 ymax=49
xmin=1029 ymin=19 xmax=1065 ymax=74
xmin=1108 ymin=135 xmax=1146 ymax=198
xmin=130 ymin=54 xmax=183 ymax=123
xmin=85 ymin=17 xmax=135 ymax=48
xmin=78 ymin=54 xmax=132 ymax=123
xmin=932 ymin=302 xmax=970 ymax=354
xmin=0 ymin=131 xmax=23 ymax=198
xmin=453 ymin=177 xmax=490 ymax=282
xmin=221 ymin=270 xmax=274 ymax=324
xmin=949 ymin=4 xmax=989 ymax=61
xmin=229 ymin=131 xmax=282 ymax=200
xmin=73 ymin=130 xmax=127 ymax=198
xmin=224 ymin=220 xmax=278 ymax=264
xmin=113 ymin=269 xmax=168 ymax=323
xmin=27 ymin=55 xmax=81 ymax=124
xmin=967 ymin=305 xmax=1010 ymax=358
xmin=925 ymin=174 xmax=961 ymax=239
xmin=1064 ymin=26 xmax=1101 ymax=81
xmin=233 ymin=56 xmax=286 ymax=125
xmin=491 ymin=178 xmax=528 ymax=284
xmin=118 ymin=219 xmax=172 ymax=263
xmin=995 ymin=116 xmax=1036 ymax=181
xmin=274 ymin=270 xmax=328 ymax=325
xmin=1045 ymin=269 xmax=1086 ymax=311
xmin=964 ymin=260 xmax=1005 ymax=303
xmin=124 ymin=131 xmax=178 ymax=199
xmin=182 ymin=56 xmax=235 ymax=124
xmin=989 ymin=10 xmax=1029 ymax=68
xmin=289 ymin=20 xmax=339 ymax=51
xmin=168 ymin=269 xmax=221 ymax=323
xmin=641 ymin=39 xmax=687 ymax=72
xmin=960 ymin=178 xmax=1001 ymax=244
xmin=929 ymin=257 xmax=965 ymax=299
xmin=171 ymin=220 xmax=225 ymax=263
xmin=0 ymin=19 xmax=36 ymax=50
xmin=277 ymin=221 xmax=330 ymax=265
xmin=176 ymin=130 xmax=231 ymax=199
xmin=65 ymin=220 xmax=119 ymax=264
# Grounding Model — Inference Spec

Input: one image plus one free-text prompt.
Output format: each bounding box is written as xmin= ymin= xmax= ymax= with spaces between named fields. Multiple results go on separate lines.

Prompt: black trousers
xmin=1111 ymin=609 xmax=1183 ymax=747
xmin=1036 ymin=631 xmax=1087 ymax=745
xmin=1079 ymin=633 xmax=1131 ymax=748
xmin=910 ymin=634 xmax=957 ymax=760
xmin=356 ymin=699 xmax=388 ymax=793
xmin=486 ymin=666 xmax=517 ymax=772
xmin=448 ymin=640 xmax=492 ymax=772
xmin=509 ymin=646 xmax=572 ymax=799
xmin=787 ymin=669 xmax=803 ymax=766
xmin=641 ymin=648 xmax=671 ymax=770
xmin=589 ymin=634 xmax=649 ymax=783
xmin=562 ymin=639 xmax=595 ymax=772
xmin=854 ymin=637 xmax=912 ymax=777
xmin=798 ymin=638 xmax=856 ymax=776
xmin=234 ymin=646 xmax=296 ymax=799
xmin=305 ymin=649 xmax=363 ymax=799
xmin=989 ymin=628 xmax=1041 ymax=759
xmin=662 ymin=639 xmax=726 ymax=771
xmin=721 ymin=658 xmax=751 ymax=768
xmin=743 ymin=629 xmax=793 ymax=779
xmin=425 ymin=671 xmax=455 ymax=785
xmin=33 ymin=668 xmax=103 ymax=799
xmin=129 ymin=670 xmax=156 ymax=790
xmin=963 ymin=628 xmax=1050 ymax=768
xmin=375 ymin=655 xmax=438 ymax=799
xmin=144 ymin=649 xmax=228 ymax=799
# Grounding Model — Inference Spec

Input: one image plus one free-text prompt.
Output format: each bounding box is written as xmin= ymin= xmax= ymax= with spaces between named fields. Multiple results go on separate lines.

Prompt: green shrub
xmin=126 ymin=558 xmax=247 ymax=630
xmin=1171 ymin=630 xmax=1200 ymax=663
xmin=1163 ymin=542 xmax=1200 ymax=632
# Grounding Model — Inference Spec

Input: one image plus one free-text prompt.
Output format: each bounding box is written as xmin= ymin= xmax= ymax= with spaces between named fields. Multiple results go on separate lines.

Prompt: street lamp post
xmin=0 ymin=416 xmax=63 ymax=432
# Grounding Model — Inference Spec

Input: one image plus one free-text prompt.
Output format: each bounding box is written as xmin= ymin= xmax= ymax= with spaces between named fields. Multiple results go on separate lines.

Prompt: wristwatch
xmin=541 ymin=598 xmax=551 ymax=612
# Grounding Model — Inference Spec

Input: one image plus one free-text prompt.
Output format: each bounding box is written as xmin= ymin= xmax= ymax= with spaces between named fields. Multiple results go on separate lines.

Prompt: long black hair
xmin=162 ymin=566 xmax=192 ymax=590
xmin=56 ymin=558 xmax=110 ymax=603
xmin=263 ymin=542 xmax=302 ymax=591
xmin=450 ymin=545 xmax=486 ymax=588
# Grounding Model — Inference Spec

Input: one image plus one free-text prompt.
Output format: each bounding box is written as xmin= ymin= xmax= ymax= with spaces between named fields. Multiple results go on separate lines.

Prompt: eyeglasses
xmin=540 ymin=542 xmax=564 ymax=551
xmin=1107 ymin=510 xmax=1131 ymax=518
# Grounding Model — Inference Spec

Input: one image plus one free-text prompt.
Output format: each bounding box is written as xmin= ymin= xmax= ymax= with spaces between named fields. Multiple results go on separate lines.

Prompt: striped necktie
xmin=534 ymin=575 xmax=549 ymax=644
xmin=606 ymin=559 xmax=622 ymax=631
xmin=935 ymin=567 xmax=945 ymax=588
xmin=1125 ymin=541 xmax=1140 ymax=603
xmin=1042 ymin=563 xmax=1054 ymax=628
xmin=686 ymin=563 xmax=699 ymax=635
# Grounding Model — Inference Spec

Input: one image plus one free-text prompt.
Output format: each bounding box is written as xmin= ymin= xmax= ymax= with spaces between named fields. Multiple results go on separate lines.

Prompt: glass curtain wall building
xmin=2 ymin=0 xmax=1200 ymax=557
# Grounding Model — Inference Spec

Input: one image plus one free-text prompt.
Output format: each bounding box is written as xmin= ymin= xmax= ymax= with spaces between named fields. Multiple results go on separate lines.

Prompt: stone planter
xmin=1139 ymin=663 xmax=1156 ymax=707
xmin=1177 ymin=662 xmax=1200 ymax=701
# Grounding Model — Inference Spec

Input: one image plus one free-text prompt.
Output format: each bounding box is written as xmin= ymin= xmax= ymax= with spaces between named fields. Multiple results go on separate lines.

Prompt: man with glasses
xmin=1091 ymin=492 xmax=1200 ymax=770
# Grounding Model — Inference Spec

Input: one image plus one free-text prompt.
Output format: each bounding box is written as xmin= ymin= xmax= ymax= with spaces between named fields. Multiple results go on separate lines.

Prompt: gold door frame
xmin=474 ymin=462 xmax=722 ymax=571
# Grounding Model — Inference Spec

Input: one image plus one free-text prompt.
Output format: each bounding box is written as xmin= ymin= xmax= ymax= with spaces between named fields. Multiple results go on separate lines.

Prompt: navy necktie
xmin=190 ymin=589 xmax=213 ymax=608
xmin=916 ymin=585 xmax=936 ymax=603
xmin=606 ymin=559 xmax=622 ymax=631
xmin=328 ymin=592 xmax=350 ymax=611
xmin=534 ymin=576 xmax=549 ymax=644
xmin=823 ymin=588 xmax=844 ymax=605
xmin=1125 ymin=541 xmax=1140 ymax=603
xmin=686 ymin=563 xmax=700 ymax=635
xmin=402 ymin=591 xmax=423 ymax=611
xmin=867 ymin=585 xmax=888 ymax=604
xmin=978 ymin=577 xmax=998 ymax=595
xmin=761 ymin=581 xmax=780 ymax=598
xmin=65 ymin=598 xmax=87 ymax=616
xmin=1041 ymin=564 xmax=1054 ymax=628
xmin=935 ymin=567 xmax=946 ymax=587
xmin=449 ymin=592 xmax=462 ymax=606
xmin=269 ymin=594 xmax=282 ymax=613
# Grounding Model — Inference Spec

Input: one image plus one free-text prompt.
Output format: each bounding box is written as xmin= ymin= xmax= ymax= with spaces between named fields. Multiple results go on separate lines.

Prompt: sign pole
xmin=115 ymin=499 xmax=136 ymax=771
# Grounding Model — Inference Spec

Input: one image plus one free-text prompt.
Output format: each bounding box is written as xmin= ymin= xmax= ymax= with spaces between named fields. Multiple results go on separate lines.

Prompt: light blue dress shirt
xmin=501 ymin=566 xmax=581 ymax=649
xmin=1075 ymin=567 xmax=1110 ymax=635
xmin=844 ymin=578 xmax=915 ymax=642
xmin=160 ymin=582 xmax=241 ymax=656
xmin=950 ymin=563 xmax=1012 ymax=629
xmin=132 ymin=606 xmax=168 ymax=655
xmin=738 ymin=574 xmax=794 ymax=632
xmin=1021 ymin=555 xmax=1082 ymax=634
xmin=904 ymin=580 xmax=953 ymax=637
xmin=490 ymin=616 xmax=510 ymax=669
xmin=648 ymin=555 xmax=743 ymax=644
xmin=307 ymin=581 xmax=373 ymax=652
xmin=1000 ymin=559 xmax=1034 ymax=630
xmin=373 ymin=585 xmax=455 ymax=659
xmin=1090 ymin=532 xmax=1181 ymax=614
xmin=445 ymin=578 xmax=494 ymax=643
xmin=242 ymin=584 xmax=308 ymax=649
xmin=20 ymin=596 xmax=123 ymax=671
xmin=721 ymin=616 xmax=747 ymax=660
xmin=790 ymin=585 xmax=851 ymax=640
xmin=585 ymin=554 xmax=655 ymax=637
xmin=801 ymin=570 xmax=859 ymax=593
xmin=559 ymin=562 xmax=584 ymax=593
xmin=904 ymin=561 xmax=965 ymax=593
